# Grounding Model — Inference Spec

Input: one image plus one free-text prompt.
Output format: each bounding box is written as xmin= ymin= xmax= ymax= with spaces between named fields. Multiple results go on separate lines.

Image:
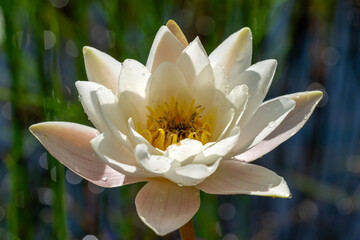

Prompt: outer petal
xmin=135 ymin=180 xmax=200 ymax=236
xmin=146 ymin=26 xmax=185 ymax=73
xmin=75 ymin=81 xmax=110 ymax=133
xmin=83 ymin=46 xmax=121 ymax=92
xmin=231 ymin=98 xmax=296 ymax=153
xmin=118 ymin=59 xmax=150 ymax=99
xmin=90 ymin=132 xmax=152 ymax=178
xmin=209 ymin=27 xmax=252 ymax=79
xmin=196 ymin=160 xmax=291 ymax=198
xmin=232 ymin=59 xmax=277 ymax=128
xmin=235 ymin=91 xmax=323 ymax=162
xmin=29 ymin=122 xmax=143 ymax=187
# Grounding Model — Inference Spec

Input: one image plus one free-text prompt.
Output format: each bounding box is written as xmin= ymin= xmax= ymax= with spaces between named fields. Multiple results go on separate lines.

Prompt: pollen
xmin=137 ymin=97 xmax=213 ymax=150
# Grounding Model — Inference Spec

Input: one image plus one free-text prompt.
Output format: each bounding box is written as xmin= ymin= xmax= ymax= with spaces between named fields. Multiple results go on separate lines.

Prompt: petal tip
xmin=270 ymin=177 xmax=292 ymax=198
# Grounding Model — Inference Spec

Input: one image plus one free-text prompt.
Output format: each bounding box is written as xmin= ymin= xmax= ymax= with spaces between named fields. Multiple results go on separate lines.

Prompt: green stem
xmin=179 ymin=219 xmax=197 ymax=240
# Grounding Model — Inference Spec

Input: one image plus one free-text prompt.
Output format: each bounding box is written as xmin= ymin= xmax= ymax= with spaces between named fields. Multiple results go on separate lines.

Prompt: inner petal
xmin=137 ymin=97 xmax=217 ymax=151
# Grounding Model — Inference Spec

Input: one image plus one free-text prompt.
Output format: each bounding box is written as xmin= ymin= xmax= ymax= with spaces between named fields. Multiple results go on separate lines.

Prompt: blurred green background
xmin=0 ymin=0 xmax=359 ymax=239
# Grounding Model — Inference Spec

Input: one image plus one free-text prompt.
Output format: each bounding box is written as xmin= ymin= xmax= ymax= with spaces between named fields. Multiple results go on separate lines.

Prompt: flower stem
xmin=179 ymin=218 xmax=197 ymax=240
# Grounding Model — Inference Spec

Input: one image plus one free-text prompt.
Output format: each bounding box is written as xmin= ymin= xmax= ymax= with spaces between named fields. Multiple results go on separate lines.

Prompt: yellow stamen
xmin=137 ymin=98 xmax=215 ymax=150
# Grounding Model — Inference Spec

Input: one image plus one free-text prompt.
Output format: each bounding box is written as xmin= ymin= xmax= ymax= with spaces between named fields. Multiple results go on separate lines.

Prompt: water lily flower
xmin=30 ymin=20 xmax=322 ymax=236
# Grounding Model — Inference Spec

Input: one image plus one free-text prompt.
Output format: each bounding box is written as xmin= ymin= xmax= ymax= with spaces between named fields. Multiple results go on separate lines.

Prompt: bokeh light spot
xmin=65 ymin=169 xmax=82 ymax=185
xmin=83 ymin=235 xmax=98 ymax=240
xmin=88 ymin=182 xmax=104 ymax=194
xmin=1 ymin=102 xmax=11 ymax=120
xmin=44 ymin=31 xmax=56 ymax=50
xmin=218 ymin=203 xmax=236 ymax=221
xmin=196 ymin=16 xmax=216 ymax=35
xmin=65 ymin=40 xmax=79 ymax=57
xmin=49 ymin=0 xmax=70 ymax=8
xmin=320 ymin=47 xmax=340 ymax=66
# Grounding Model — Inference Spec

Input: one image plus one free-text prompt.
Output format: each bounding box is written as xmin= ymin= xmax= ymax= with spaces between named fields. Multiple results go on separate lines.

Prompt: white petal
xmin=29 ymin=122 xmax=145 ymax=187
xmin=90 ymin=132 xmax=152 ymax=178
xmin=227 ymin=84 xmax=248 ymax=125
xmin=165 ymin=139 xmax=204 ymax=164
xmin=235 ymin=91 xmax=323 ymax=162
xmin=176 ymin=37 xmax=209 ymax=86
xmin=75 ymin=81 xmax=109 ymax=133
xmin=232 ymin=59 xmax=277 ymax=128
xmin=83 ymin=46 xmax=121 ymax=92
xmin=209 ymin=27 xmax=252 ymax=78
xmin=193 ymin=127 xmax=240 ymax=165
xmin=134 ymin=144 xmax=180 ymax=174
xmin=146 ymin=26 xmax=185 ymax=73
xmin=96 ymin=88 xmax=133 ymax=150
xmin=135 ymin=180 xmax=200 ymax=236
xmin=146 ymin=62 xmax=192 ymax=104
xmin=191 ymin=64 xmax=216 ymax=108
xmin=213 ymin=108 xmax=235 ymax=141
xmin=118 ymin=59 xmax=150 ymax=99
xmin=212 ymin=63 xmax=230 ymax=95
xmin=231 ymin=98 xmax=296 ymax=154
xmin=196 ymin=160 xmax=291 ymax=198
xmin=164 ymin=159 xmax=221 ymax=186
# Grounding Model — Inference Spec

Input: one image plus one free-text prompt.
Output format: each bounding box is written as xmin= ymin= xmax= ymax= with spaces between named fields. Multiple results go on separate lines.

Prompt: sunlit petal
xmin=135 ymin=180 xmax=200 ymax=236
xmin=196 ymin=160 xmax=291 ymax=198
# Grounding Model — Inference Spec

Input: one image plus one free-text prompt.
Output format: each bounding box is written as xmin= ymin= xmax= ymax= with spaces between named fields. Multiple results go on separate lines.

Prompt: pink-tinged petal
xmin=196 ymin=160 xmax=291 ymax=198
xmin=83 ymin=46 xmax=121 ymax=93
xmin=90 ymin=132 xmax=153 ymax=178
xmin=232 ymin=59 xmax=277 ymax=128
xmin=146 ymin=26 xmax=184 ymax=74
xmin=118 ymin=59 xmax=150 ymax=99
xmin=209 ymin=27 xmax=252 ymax=79
xmin=29 ymin=122 xmax=143 ymax=187
xmin=231 ymin=98 xmax=296 ymax=154
xmin=235 ymin=91 xmax=323 ymax=162
xmin=75 ymin=81 xmax=110 ymax=133
xmin=135 ymin=180 xmax=200 ymax=236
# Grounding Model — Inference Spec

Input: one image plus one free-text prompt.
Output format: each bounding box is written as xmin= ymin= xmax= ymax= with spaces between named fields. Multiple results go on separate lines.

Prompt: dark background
xmin=0 ymin=0 xmax=359 ymax=239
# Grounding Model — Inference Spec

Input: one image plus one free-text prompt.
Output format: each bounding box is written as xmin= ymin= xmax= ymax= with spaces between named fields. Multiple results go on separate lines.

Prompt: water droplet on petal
xmin=101 ymin=176 xmax=107 ymax=181
xmin=268 ymin=121 xmax=276 ymax=128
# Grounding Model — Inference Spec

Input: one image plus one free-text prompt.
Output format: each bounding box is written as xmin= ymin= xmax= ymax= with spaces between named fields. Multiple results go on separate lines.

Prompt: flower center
xmin=137 ymin=97 xmax=213 ymax=150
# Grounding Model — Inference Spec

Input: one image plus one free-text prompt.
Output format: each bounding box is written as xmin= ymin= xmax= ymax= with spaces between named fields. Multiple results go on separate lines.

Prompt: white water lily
xmin=30 ymin=20 xmax=322 ymax=236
